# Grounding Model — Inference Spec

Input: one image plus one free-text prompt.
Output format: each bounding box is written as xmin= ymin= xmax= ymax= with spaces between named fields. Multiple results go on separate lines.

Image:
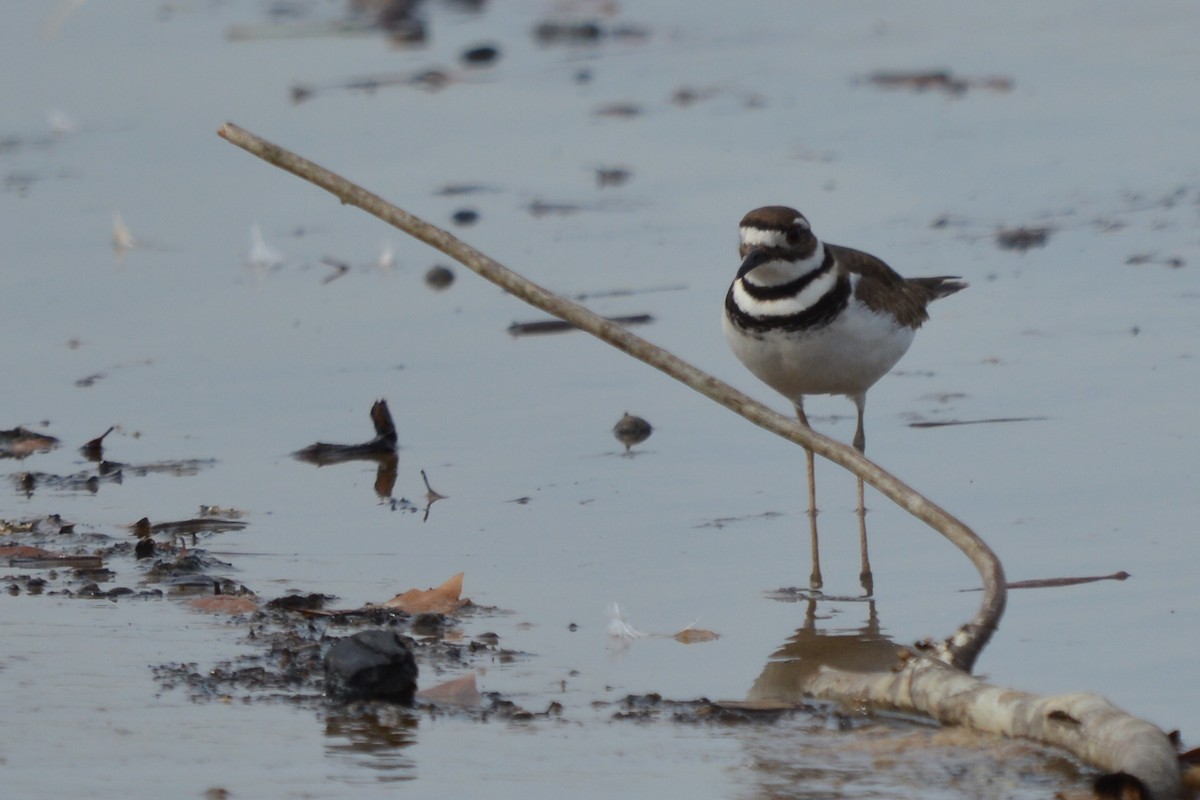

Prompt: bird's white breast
xmin=723 ymin=288 xmax=915 ymax=402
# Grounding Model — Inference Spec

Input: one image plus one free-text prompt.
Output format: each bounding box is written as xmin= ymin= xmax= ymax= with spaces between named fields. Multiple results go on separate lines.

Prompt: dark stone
xmin=424 ymin=264 xmax=455 ymax=290
xmin=134 ymin=538 xmax=155 ymax=559
xmin=461 ymin=44 xmax=499 ymax=66
xmin=268 ymin=592 xmax=332 ymax=612
xmin=410 ymin=612 xmax=447 ymax=637
xmin=323 ymin=630 xmax=418 ymax=704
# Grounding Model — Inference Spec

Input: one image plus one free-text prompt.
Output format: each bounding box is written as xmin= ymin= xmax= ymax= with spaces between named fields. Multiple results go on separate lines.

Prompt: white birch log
xmin=806 ymin=656 xmax=1182 ymax=799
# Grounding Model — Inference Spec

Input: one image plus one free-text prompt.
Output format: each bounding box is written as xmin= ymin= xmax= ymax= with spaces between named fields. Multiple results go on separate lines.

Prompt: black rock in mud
xmin=323 ymin=630 xmax=418 ymax=704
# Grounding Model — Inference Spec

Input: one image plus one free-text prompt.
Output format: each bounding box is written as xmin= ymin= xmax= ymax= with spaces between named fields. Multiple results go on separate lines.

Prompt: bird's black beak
xmin=736 ymin=248 xmax=770 ymax=280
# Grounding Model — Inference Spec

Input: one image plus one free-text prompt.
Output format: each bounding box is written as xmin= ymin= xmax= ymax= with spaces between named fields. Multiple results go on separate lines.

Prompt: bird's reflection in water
xmin=748 ymin=597 xmax=902 ymax=704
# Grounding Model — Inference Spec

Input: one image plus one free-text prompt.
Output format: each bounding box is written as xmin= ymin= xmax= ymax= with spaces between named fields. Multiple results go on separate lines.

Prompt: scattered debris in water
xmin=862 ymin=69 xmax=1014 ymax=96
xmin=507 ymin=313 xmax=652 ymax=336
xmin=320 ymin=256 xmax=351 ymax=284
xmin=460 ymin=43 xmax=499 ymax=66
xmin=674 ymin=626 xmax=720 ymax=644
xmin=594 ymin=165 xmax=632 ymax=187
xmin=1 ymin=544 xmax=103 ymax=570
xmin=612 ymin=412 xmax=652 ymax=454
xmin=433 ymin=183 xmax=497 ymax=196
xmin=292 ymin=400 xmax=445 ymax=512
xmin=606 ymin=602 xmax=719 ymax=645
xmin=961 ymin=571 xmax=1131 ymax=592
xmin=377 ymin=240 xmax=396 ymax=271
xmin=995 ymin=226 xmax=1052 ymax=252
xmin=592 ymin=102 xmax=643 ymax=119
xmin=294 ymin=399 xmax=399 ymax=465
xmin=227 ymin=0 xmax=427 ymax=46
xmin=381 ymin=572 xmax=469 ymax=615
xmin=532 ymin=19 xmax=603 ymax=45
xmin=131 ymin=515 xmax=248 ymax=541
xmin=13 ymin=466 xmax=119 ymax=495
xmin=526 ymin=199 xmax=585 ymax=217
xmin=79 ymin=426 xmax=114 ymax=462
xmin=571 ymin=284 xmax=686 ymax=301
xmin=416 ymin=672 xmax=482 ymax=706
xmin=112 ymin=209 xmax=137 ymax=260
xmin=906 ymin=415 xmax=1048 ymax=429
xmin=693 ymin=511 xmax=783 ymax=530
xmin=670 ymin=85 xmax=721 ymax=107
xmin=290 ymin=66 xmax=465 ymax=104
xmin=1126 ymin=252 xmax=1185 ymax=269
xmin=532 ymin=19 xmax=650 ymax=47
xmin=419 ymin=470 xmax=447 ymax=522
xmin=424 ymin=264 xmax=455 ymax=289
xmin=0 ymin=427 xmax=59 ymax=459
xmin=247 ymin=222 xmax=284 ymax=270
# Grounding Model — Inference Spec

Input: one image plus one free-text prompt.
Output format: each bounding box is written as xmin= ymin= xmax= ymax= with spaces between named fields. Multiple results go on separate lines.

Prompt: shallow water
xmin=2 ymin=1 xmax=1198 ymax=797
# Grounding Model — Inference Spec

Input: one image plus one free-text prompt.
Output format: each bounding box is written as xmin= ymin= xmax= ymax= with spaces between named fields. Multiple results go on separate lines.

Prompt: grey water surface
xmin=2 ymin=1 xmax=1198 ymax=798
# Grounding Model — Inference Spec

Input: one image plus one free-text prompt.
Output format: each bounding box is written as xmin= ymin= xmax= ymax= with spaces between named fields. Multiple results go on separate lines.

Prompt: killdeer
xmin=723 ymin=205 xmax=964 ymax=589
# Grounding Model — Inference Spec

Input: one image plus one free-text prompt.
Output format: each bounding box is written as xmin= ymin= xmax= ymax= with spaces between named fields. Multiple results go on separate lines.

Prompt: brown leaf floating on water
xmin=1 ymin=545 xmax=103 ymax=569
xmin=382 ymin=572 xmax=468 ymax=614
xmin=0 ymin=545 xmax=59 ymax=560
xmin=674 ymin=627 xmax=720 ymax=644
xmin=416 ymin=673 xmax=482 ymax=706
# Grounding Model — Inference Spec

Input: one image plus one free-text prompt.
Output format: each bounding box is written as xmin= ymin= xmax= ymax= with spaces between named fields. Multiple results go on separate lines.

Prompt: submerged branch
xmin=216 ymin=123 xmax=1183 ymax=796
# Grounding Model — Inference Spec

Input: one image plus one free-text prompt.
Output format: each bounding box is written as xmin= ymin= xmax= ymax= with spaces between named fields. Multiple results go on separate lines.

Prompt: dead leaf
xmin=0 ymin=545 xmax=58 ymax=559
xmin=187 ymin=595 xmax=260 ymax=615
xmin=675 ymin=627 xmax=720 ymax=644
xmin=1 ymin=545 xmax=102 ymax=569
xmin=383 ymin=572 xmax=468 ymax=614
xmin=416 ymin=673 xmax=482 ymax=706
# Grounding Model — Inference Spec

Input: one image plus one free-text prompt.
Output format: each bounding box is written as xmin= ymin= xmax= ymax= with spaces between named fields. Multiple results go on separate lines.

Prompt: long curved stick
xmin=217 ymin=121 xmax=1003 ymax=672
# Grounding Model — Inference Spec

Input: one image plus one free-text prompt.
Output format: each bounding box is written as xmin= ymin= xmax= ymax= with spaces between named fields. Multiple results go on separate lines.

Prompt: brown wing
xmin=828 ymin=243 xmax=966 ymax=329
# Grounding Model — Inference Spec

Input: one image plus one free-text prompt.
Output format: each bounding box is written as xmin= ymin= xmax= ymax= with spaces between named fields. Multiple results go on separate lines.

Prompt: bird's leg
xmin=794 ymin=400 xmax=822 ymax=591
xmin=851 ymin=392 xmax=873 ymax=596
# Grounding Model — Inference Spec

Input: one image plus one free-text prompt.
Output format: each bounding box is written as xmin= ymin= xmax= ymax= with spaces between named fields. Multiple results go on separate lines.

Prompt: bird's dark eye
xmin=786 ymin=224 xmax=805 ymax=246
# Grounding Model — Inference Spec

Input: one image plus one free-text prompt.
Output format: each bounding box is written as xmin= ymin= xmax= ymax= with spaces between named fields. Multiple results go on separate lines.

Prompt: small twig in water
xmin=419 ymin=469 xmax=446 ymax=522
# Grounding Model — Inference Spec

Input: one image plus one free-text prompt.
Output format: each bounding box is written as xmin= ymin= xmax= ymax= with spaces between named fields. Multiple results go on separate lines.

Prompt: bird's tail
xmin=911 ymin=276 xmax=967 ymax=301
